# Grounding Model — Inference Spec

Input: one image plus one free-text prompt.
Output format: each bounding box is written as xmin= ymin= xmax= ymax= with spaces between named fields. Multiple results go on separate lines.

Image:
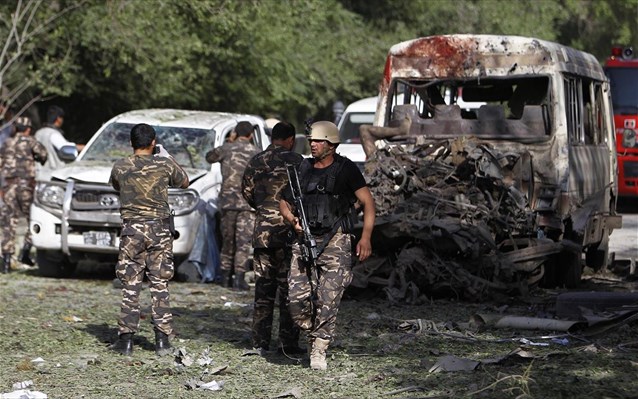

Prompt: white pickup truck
xmin=29 ymin=109 xmax=270 ymax=279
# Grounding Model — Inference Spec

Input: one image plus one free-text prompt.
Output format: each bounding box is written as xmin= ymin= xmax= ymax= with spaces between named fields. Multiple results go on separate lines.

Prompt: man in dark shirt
xmin=279 ymin=121 xmax=375 ymax=370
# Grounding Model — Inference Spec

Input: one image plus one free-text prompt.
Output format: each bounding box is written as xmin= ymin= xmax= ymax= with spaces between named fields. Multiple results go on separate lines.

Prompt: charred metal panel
xmin=568 ymin=145 xmax=612 ymax=209
xmin=389 ymin=36 xmax=551 ymax=79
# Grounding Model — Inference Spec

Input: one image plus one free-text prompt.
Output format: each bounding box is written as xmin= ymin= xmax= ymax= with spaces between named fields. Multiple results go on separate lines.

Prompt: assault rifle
xmin=285 ymin=164 xmax=318 ymax=265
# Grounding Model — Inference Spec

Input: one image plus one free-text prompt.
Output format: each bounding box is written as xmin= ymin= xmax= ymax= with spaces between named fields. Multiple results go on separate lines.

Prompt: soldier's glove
xmin=154 ymin=144 xmax=171 ymax=158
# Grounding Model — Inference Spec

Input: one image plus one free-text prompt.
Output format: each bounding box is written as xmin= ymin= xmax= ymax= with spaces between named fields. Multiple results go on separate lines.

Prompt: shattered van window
xmin=386 ymin=76 xmax=552 ymax=141
xmin=83 ymin=122 xmax=214 ymax=170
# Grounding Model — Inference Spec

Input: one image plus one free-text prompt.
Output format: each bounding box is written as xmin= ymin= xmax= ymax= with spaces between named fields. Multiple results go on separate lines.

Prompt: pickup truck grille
xmin=72 ymin=190 xmax=120 ymax=210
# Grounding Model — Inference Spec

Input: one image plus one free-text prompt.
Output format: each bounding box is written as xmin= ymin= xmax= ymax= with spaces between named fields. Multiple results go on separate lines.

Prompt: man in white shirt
xmin=34 ymin=105 xmax=84 ymax=180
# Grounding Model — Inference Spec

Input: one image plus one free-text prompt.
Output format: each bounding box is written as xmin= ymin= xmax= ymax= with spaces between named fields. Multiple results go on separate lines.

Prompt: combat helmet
xmin=308 ymin=121 xmax=340 ymax=144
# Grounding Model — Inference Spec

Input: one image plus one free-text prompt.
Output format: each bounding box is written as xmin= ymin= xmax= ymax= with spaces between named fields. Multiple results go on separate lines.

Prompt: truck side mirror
xmin=622 ymin=129 xmax=636 ymax=148
xmin=57 ymin=145 xmax=78 ymax=163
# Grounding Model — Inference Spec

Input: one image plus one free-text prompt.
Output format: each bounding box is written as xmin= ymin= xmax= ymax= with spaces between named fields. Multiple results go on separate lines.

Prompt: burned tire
xmin=36 ymin=250 xmax=77 ymax=278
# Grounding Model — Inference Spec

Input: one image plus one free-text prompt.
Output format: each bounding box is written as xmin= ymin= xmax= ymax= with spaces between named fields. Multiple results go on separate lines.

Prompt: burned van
xmin=359 ymin=35 xmax=621 ymax=300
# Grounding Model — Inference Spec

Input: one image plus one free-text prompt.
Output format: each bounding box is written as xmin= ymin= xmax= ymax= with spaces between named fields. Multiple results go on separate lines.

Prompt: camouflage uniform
xmin=110 ymin=154 xmax=188 ymax=336
xmin=0 ymin=135 xmax=47 ymax=254
xmin=285 ymin=156 xmax=365 ymax=343
xmin=206 ymin=140 xmax=259 ymax=275
xmin=241 ymin=144 xmax=302 ymax=349
xmin=288 ymin=230 xmax=352 ymax=340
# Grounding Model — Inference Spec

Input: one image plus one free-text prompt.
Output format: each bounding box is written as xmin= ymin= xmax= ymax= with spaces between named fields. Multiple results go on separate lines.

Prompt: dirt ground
xmin=0 ymin=264 xmax=637 ymax=399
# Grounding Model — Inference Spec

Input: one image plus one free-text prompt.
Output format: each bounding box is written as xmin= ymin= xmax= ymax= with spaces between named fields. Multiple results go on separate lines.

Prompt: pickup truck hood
xmin=49 ymin=160 xmax=207 ymax=185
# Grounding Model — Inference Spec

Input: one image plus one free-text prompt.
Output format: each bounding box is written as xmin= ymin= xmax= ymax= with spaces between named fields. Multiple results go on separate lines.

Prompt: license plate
xmin=83 ymin=231 xmax=113 ymax=246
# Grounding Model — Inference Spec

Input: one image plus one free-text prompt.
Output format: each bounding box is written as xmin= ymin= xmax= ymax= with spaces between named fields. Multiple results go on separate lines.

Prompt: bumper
xmin=30 ymin=204 xmax=202 ymax=256
xmin=618 ymin=156 xmax=638 ymax=197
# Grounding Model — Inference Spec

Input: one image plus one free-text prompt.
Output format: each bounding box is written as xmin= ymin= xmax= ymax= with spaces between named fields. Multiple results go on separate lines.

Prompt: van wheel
xmin=36 ymin=250 xmax=77 ymax=278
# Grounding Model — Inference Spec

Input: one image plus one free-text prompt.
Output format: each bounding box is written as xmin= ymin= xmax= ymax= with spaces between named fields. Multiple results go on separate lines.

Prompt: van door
xmin=564 ymin=76 xmax=613 ymax=243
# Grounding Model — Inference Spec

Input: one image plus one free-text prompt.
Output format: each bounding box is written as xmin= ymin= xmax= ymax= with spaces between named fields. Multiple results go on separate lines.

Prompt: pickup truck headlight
xmin=35 ymin=182 xmax=66 ymax=209
xmin=168 ymin=189 xmax=199 ymax=215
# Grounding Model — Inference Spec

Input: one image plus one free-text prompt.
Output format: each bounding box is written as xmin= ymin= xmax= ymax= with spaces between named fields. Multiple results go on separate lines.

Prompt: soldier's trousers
xmin=252 ymin=247 xmax=299 ymax=349
xmin=1 ymin=180 xmax=35 ymax=254
xmin=288 ymin=230 xmax=352 ymax=342
xmin=220 ymin=209 xmax=255 ymax=273
xmin=115 ymin=219 xmax=175 ymax=336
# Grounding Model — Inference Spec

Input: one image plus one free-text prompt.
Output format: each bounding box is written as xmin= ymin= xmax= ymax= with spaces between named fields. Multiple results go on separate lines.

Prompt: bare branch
xmin=22 ymin=0 xmax=88 ymax=43
xmin=0 ymin=93 xmax=42 ymax=132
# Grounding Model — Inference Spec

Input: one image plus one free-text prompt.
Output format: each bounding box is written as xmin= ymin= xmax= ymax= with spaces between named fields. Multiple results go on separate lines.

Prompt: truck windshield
xmin=605 ymin=67 xmax=638 ymax=114
xmin=82 ymin=122 xmax=214 ymax=170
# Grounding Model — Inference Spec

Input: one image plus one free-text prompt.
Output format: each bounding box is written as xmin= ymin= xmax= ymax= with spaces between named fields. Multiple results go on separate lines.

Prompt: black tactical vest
xmin=299 ymin=154 xmax=356 ymax=235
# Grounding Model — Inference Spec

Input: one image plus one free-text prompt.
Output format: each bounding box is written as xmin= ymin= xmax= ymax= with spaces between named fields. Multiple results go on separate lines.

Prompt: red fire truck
xmin=604 ymin=46 xmax=638 ymax=198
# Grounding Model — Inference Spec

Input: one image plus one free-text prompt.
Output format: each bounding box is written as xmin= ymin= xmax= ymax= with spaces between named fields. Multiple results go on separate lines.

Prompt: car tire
xmin=36 ymin=250 xmax=77 ymax=278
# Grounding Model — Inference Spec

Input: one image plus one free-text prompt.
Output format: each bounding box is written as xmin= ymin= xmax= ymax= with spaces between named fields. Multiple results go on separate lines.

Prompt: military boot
xmin=154 ymin=330 xmax=172 ymax=357
xmin=233 ymin=271 xmax=250 ymax=291
xmin=2 ymin=253 xmax=12 ymax=274
xmin=310 ymin=338 xmax=330 ymax=370
xmin=219 ymin=269 xmax=231 ymax=287
xmin=110 ymin=333 xmax=133 ymax=356
xmin=18 ymin=243 xmax=35 ymax=266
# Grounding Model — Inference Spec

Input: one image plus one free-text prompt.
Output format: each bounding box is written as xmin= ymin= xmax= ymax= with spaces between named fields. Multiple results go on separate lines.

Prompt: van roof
xmin=343 ymin=96 xmax=378 ymax=113
xmin=386 ymin=34 xmax=605 ymax=82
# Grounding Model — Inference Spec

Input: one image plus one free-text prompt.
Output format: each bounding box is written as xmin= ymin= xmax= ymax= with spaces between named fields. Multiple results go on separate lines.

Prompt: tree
xmin=0 ymin=0 xmax=86 ymax=127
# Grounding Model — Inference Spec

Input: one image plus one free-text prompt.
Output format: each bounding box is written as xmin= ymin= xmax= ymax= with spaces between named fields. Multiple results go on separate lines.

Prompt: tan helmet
xmin=308 ymin=121 xmax=340 ymax=144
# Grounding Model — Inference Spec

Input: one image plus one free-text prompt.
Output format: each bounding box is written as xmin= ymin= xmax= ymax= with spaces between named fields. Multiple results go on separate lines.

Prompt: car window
xmin=82 ymin=122 xmax=215 ymax=170
xmin=339 ymin=112 xmax=375 ymax=143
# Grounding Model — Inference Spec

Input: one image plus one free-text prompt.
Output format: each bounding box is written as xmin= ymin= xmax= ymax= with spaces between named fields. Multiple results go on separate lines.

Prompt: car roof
xmin=107 ymin=109 xmax=265 ymax=130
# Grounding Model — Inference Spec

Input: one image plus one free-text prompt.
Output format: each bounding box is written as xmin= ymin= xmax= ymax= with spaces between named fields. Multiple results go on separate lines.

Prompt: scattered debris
xmin=0 ymin=389 xmax=48 ymax=399
xmin=428 ymin=354 xmax=480 ymax=373
xmin=196 ymin=348 xmax=214 ymax=366
xmin=470 ymin=314 xmax=585 ymax=333
xmin=61 ymin=315 xmax=83 ymax=323
xmin=11 ymin=382 xmax=33 ymax=391
xmin=358 ymin=137 xmax=576 ymax=301
xmin=271 ymin=387 xmax=302 ymax=398
xmin=174 ymin=347 xmax=194 ymax=367
xmin=184 ymin=378 xmax=224 ymax=391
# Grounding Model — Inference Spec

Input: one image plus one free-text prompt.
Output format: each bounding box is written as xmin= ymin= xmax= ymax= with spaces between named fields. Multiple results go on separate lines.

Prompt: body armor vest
xmin=299 ymin=154 xmax=355 ymax=235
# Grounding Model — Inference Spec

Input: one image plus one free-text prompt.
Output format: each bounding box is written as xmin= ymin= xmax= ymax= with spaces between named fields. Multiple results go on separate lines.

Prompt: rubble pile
xmin=360 ymin=137 xmax=560 ymax=302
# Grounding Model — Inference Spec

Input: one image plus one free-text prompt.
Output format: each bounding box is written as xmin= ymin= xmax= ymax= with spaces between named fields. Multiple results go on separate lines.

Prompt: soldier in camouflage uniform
xmin=109 ymin=123 xmax=189 ymax=356
xmin=0 ymin=117 xmax=47 ymax=273
xmin=206 ymin=121 xmax=260 ymax=290
xmin=241 ymin=121 xmax=304 ymax=354
xmin=279 ymin=121 xmax=376 ymax=370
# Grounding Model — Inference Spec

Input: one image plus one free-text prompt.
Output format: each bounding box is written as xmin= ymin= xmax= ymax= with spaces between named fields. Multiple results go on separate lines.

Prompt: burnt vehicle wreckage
xmin=350 ymin=35 xmax=622 ymax=302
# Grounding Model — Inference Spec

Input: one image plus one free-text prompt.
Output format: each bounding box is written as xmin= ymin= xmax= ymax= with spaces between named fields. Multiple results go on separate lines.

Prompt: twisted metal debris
xmin=359 ymin=137 xmax=561 ymax=302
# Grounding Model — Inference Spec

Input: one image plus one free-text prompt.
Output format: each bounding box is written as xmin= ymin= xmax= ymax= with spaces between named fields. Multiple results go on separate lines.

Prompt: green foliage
xmin=0 ymin=0 xmax=84 ymax=112
xmin=1 ymin=0 xmax=636 ymax=137
xmin=557 ymin=0 xmax=638 ymax=58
